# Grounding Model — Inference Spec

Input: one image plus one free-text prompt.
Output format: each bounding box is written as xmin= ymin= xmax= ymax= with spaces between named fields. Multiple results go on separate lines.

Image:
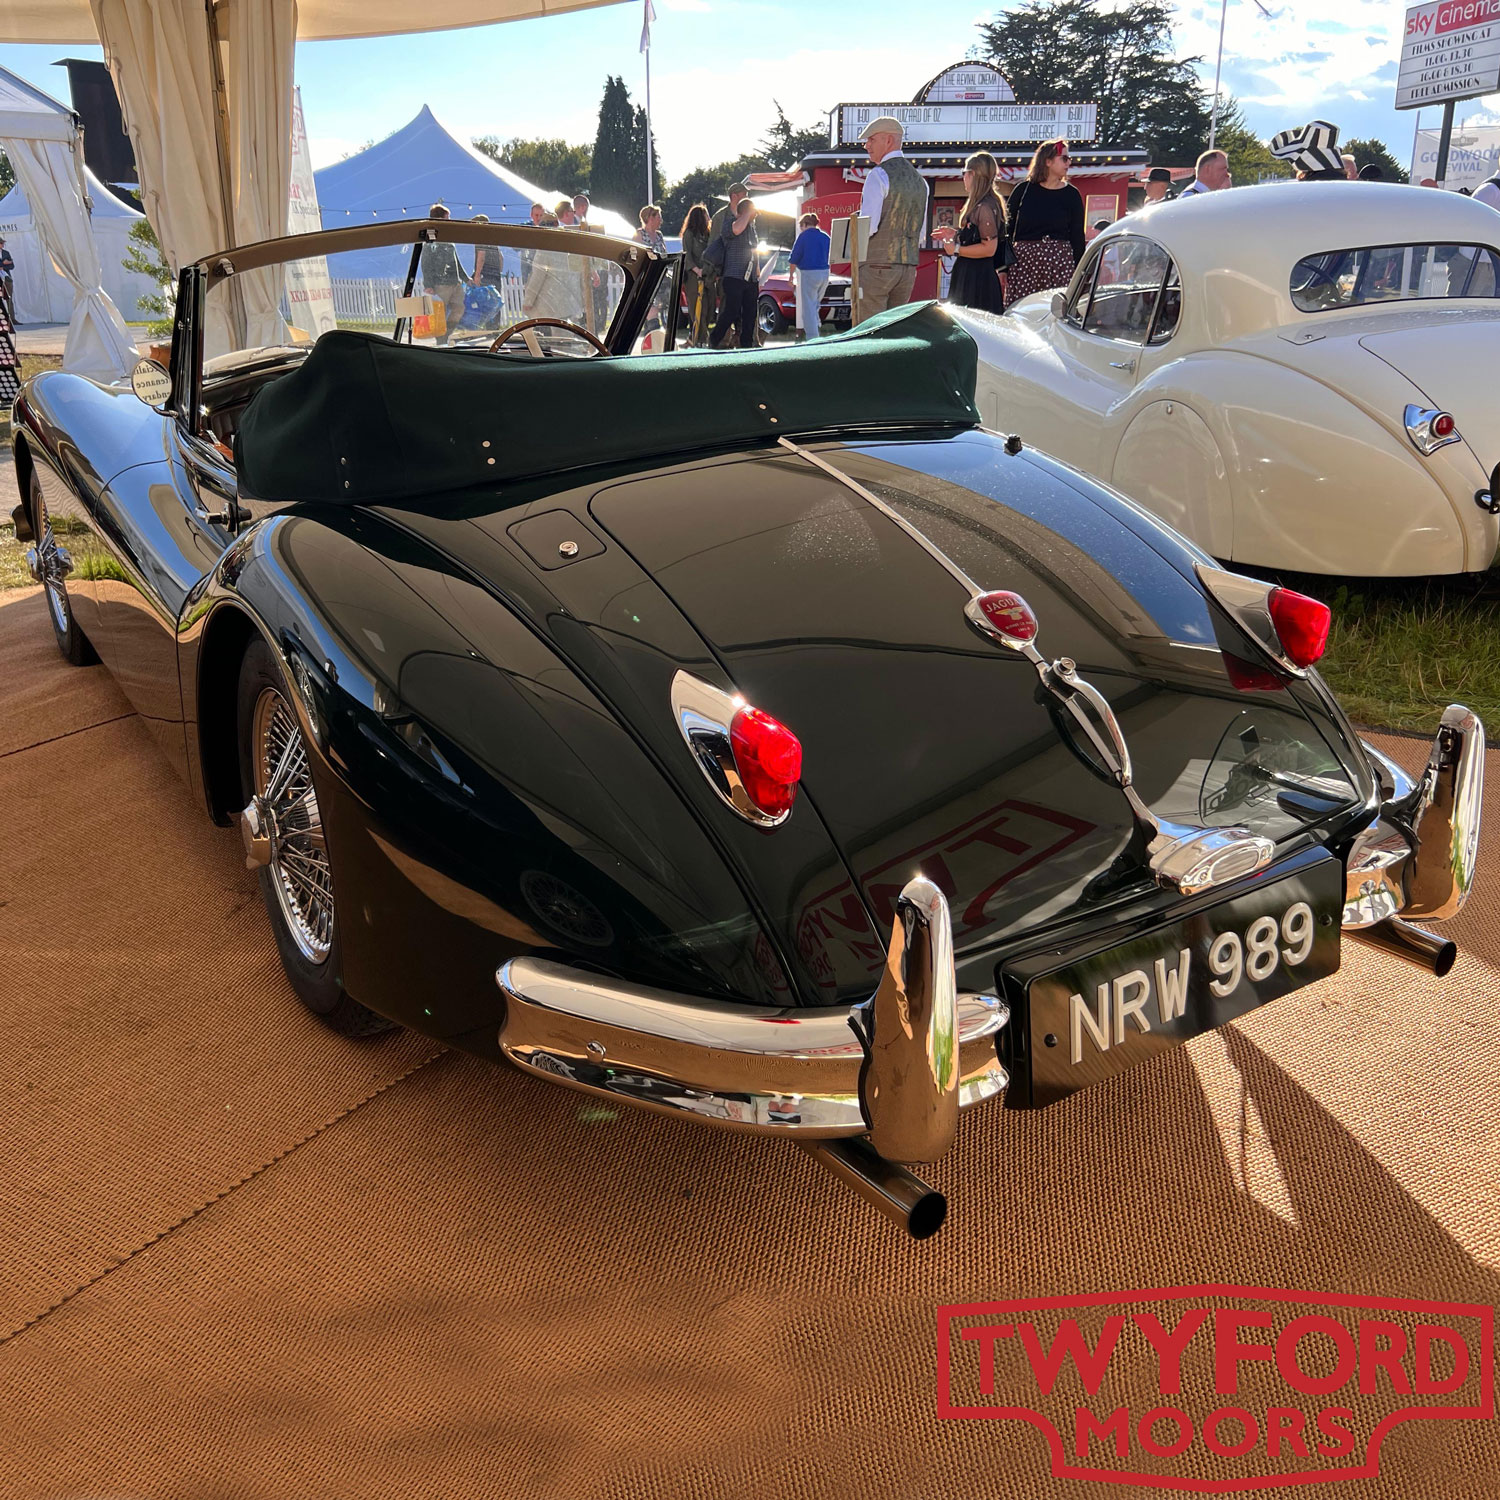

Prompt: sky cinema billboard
xmin=1395 ymin=0 xmax=1500 ymax=108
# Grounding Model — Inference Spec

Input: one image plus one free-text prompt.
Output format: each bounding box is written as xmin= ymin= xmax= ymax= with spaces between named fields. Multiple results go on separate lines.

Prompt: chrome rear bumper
xmin=1345 ymin=704 xmax=1484 ymax=931
xmin=496 ymin=877 xmax=1008 ymax=1149
xmin=496 ymin=877 xmax=1009 ymax=1236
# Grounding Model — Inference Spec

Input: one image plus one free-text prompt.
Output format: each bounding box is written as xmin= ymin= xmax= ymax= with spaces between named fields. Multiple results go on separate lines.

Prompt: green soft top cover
xmin=236 ymin=301 xmax=978 ymax=504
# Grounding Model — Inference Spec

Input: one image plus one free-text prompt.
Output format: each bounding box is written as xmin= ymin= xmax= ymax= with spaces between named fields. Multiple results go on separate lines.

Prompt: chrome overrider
xmin=1343 ymin=704 xmax=1484 ymax=973
xmin=496 ymin=876 xmax=1008 ymax=1238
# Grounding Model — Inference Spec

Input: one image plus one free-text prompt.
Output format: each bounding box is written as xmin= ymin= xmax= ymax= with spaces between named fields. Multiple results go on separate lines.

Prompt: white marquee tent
xmin=0 ymin=65 xmax=138 ymax=376
xmin=0 ymin=1 xmax=632 ymax=341
xmin=0 ymin=165 xmax=157 ymax=326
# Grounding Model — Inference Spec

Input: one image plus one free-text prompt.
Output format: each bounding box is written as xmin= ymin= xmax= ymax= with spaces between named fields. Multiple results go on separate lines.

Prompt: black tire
xmin=30 ymin=469 xmax=97 ymax=666
xmin=235 ymin=637 xmax=395 ymax=1038
xmin=758 ymin=295 xmax=787 ymax=336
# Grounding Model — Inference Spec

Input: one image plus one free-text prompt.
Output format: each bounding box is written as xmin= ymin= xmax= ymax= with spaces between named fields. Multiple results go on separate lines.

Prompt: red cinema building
xmin=785 ymin=63 xmax=1147 ymax=301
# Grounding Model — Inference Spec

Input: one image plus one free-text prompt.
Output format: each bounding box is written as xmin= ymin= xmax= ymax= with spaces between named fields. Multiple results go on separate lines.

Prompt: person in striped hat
xmin=1270 ymin=120 xmax=1348 ymax=181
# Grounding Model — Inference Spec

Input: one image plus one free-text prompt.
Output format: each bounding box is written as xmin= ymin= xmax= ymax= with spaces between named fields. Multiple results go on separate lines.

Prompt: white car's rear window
xmin=1291 ymin=242 xmax=1500 ymax=312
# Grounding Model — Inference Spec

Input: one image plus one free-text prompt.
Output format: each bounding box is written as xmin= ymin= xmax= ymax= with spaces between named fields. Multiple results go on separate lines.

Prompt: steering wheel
xmin=488 ymin=318 xmax=610 ymax=358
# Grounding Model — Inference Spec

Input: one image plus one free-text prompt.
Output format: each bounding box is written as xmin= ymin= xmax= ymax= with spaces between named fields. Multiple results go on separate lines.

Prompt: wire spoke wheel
xmin=32 ymin=487 xmax=70 ymax=636
xmin=252 ymin=686 xmax=333 ymax=964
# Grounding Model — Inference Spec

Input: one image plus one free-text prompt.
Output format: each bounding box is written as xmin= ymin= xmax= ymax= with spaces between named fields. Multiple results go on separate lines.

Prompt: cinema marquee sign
xmin=836 ymin=101 xmax=1098 ymax=146
xmin=1395 ymin=0 xmax=1500 ymax=108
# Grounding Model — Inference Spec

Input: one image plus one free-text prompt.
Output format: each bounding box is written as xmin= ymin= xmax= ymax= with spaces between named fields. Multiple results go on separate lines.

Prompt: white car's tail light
xmin=1405 ymin=404 xmax=1461 ymax=456
xmin=1197 ymin=565 xmax=1331 ymax=678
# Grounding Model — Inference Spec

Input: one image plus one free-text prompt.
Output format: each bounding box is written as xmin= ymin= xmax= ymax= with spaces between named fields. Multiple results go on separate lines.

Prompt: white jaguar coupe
xmin=951 ymin=182 xmax=1500 ymax=577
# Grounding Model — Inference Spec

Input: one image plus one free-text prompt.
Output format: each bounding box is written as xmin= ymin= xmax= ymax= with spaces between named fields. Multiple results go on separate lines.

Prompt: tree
xmin=120 ymin=218 xmax=173 ymax=334
xmin=659 ymin=154 xmax=767 ymax=234
xmin=590 ymin=75 xmax=638 ymax=214
xmin=472 ymin=135 xmax=591 ymax=196
xmin=974 ymin=0 xmax=1211 ymax=163
xmin=1345 ymin=136 xmax=1409 ymax=184
xmin=1213 ymin=96 xmax=1291 ymax=184
xmin=0 ymin=150 xmax=12 ymax=201
xmin=630 ymin=105 xmax=665 ymax=206
xmin=759 ymin=102 xmax=829 ymax=171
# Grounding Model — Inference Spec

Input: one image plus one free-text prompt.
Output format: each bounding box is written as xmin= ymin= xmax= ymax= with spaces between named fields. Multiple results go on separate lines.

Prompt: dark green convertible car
xmin=10 ymin=220 xmax=1483 ymax=1237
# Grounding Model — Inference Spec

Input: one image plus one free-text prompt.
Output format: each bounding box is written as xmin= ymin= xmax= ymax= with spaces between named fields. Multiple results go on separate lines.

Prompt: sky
xmin=0 ymin=0 xmax=1495 ymax=188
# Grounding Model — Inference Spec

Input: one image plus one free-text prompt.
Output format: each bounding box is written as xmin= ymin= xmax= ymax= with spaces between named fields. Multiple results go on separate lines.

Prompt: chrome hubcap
xmin=247 ymin=687 xmax=332 ymax=963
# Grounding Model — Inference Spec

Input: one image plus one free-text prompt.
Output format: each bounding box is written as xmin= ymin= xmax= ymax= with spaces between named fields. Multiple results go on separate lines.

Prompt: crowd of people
xmin=411 ymin=112 xmax=1500 ymax=349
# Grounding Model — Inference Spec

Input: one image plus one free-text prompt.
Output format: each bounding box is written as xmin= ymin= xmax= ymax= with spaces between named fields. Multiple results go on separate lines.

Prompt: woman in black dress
xmin=937 ymin=151 xmax=1005 ymax=314
xmin=1004 ymin=138 xmax=1086 ymax=309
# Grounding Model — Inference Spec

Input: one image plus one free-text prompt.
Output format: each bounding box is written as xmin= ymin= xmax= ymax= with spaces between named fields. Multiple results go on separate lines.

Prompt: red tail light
xmin=1433 ymin=412 xmax=1456 ymax=438
xmin=1268 ymin=586 xmax=1331 ymax=669
xmin=730 ymin=706 xmax=802 ymax=819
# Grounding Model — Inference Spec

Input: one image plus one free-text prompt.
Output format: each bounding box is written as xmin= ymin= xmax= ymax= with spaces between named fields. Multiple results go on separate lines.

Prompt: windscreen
xmin=1290 ymin=242 xmax=1500 ymax=312
xmin=203 ymin=236 xmax=634 ymax=370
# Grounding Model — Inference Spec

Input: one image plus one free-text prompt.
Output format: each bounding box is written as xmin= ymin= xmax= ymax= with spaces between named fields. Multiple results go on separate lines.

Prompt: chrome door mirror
xmin=130 ymin=357 xmax=172 ymax=411
xmin=1050 ymin=290 xmax=1067 ymax=319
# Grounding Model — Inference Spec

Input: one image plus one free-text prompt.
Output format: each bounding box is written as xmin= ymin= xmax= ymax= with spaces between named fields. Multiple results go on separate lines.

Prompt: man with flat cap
xmin=855 ymin=116 xmax=928 ymax=323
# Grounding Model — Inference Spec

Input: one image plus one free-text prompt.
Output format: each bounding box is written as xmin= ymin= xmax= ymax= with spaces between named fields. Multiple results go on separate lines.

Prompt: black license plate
xmin=1012 ymin=855 xmax=1342 ymax=1107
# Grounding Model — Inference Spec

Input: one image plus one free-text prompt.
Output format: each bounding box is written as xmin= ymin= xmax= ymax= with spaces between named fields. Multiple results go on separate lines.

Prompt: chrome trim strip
xmin=669 ymin=669 xmax=789 ymax=828
xmin=496 ymin=882 xmax=1008 ymax=1140
xmin=778 ymin=439 xmax=1275 ymax=897
xmin=776 ymin=435 xmax=982 ymax=594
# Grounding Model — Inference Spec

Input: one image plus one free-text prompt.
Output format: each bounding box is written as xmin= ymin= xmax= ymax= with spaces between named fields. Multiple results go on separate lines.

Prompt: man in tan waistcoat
xmin=855 ymin=116 xmax=929 ymax=323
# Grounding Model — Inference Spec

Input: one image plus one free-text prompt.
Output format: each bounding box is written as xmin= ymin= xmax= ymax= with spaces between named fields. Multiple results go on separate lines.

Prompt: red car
xmin=755 ymin=247 xmax=853 ymax=336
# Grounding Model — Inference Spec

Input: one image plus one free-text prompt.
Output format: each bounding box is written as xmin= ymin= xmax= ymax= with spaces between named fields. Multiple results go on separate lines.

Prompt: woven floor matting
xmin=1 ymin=584 xmax=1497 ymax=1497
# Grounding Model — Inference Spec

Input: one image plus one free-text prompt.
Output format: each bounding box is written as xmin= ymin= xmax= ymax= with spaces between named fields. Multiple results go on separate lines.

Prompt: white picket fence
xmin=328 ymin=276 xmax=526 ymax=324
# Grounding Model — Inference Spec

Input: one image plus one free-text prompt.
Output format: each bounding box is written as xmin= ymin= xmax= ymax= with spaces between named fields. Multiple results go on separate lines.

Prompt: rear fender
xmin=1130 ymin=353 xmax=1491 ymax=575
xmin=180 ymin=508 xmax=790 ymax=1047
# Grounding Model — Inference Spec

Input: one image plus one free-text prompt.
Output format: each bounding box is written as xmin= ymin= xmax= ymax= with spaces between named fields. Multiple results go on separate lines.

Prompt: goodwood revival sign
xmin=1395 ymin=0 xmax=1500 ymax=108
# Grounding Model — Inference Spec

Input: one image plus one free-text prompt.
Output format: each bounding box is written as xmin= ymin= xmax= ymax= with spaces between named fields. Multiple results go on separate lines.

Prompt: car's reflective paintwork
xmin=12 ymin=335 xmax=1379 ymax=1073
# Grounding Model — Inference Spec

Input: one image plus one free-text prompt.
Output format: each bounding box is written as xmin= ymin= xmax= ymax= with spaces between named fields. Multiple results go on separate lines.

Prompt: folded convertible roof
xmin=236 ymin=301 xmax=980 ymax=505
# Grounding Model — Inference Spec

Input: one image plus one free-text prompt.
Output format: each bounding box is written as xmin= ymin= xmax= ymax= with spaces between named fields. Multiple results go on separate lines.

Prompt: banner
xmin=1412 ymin=124 xmax=1500 ymax=185
xmin=286 ymin=88 xmax=337 ymax=339
xmin=1395 ymin=0 xmax=1500 ymax=109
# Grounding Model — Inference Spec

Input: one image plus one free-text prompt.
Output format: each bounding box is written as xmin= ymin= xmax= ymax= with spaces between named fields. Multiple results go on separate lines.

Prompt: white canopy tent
xmin=1 ymin=0 xmax=626 ymax=42
xmin=0 ymin=163 xmax=158 ymax=324
xmin=0 ymin=66 xmax=137 ymax=377
xmin=0 ymin=0 xmax=633 ymax=322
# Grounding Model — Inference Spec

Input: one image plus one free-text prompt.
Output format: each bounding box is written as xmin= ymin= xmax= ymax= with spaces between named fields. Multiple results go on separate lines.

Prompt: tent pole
xmin=204 ymin=0 xmax=246 ymax=346
xmin=204 ymin=0 xmax=237 ymax=248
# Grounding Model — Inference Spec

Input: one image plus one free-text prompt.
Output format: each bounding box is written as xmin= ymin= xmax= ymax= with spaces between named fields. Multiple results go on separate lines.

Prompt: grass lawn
xmin=0 ymin=523 xmax=33 ymax=590
xmin=1309 ymin=573 xmax=1500 ymax=735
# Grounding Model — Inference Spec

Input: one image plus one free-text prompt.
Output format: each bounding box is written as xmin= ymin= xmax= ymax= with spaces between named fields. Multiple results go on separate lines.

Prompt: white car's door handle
xmin=1110 ymin=360 xmax=1136 ymax=371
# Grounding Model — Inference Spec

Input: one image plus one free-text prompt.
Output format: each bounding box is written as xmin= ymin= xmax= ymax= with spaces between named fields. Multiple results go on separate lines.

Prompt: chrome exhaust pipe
xmin=800 ymin=1137 xmax=947 ymax=1240
xmin=1347 ymin=915 xmax=1457 ymax=977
